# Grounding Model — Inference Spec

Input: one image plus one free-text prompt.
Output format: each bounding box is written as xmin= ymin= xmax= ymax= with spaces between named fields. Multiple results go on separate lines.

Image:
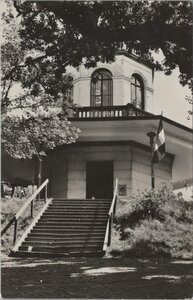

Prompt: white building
xmin=45 ymin=52 xmax=193 ymax=200
xmin=3 ymin=52 xmax=193 ymax=200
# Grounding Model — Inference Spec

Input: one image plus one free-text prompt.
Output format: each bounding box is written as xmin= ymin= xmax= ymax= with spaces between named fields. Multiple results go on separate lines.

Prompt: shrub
xmin=111 ymin=185 xmax=193 ymax=259
xmin=1 ymin=197 xmax=44 ymax=255
xmin=115 ymin=185 xmax=193 ymax=230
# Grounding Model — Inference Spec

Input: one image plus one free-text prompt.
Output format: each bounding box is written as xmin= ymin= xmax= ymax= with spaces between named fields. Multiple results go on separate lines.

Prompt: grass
xmin=1 ymin=197 xmax=44 ymax=255
xmin=110 ymin=186 xmax=193 ymax=259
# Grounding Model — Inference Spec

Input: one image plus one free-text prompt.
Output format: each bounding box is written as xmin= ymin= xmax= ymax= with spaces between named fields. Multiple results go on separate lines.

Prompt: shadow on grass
xmin=110 ymin=240 xmax=171 ymax=259
xmin=1 ymin=257 xmax=193 ymax=299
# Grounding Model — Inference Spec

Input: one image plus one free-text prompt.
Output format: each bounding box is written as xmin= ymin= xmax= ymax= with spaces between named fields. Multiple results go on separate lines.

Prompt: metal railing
xmin=1 ymin=179 xmax=49 ymax=245
xmin=71 ymin=104 xmax=152 ymax=119
xmin=103 ymin=178 xmax=118 ymax=251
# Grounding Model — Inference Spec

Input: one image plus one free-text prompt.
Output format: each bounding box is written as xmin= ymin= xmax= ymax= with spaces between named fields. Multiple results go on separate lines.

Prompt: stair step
xmin=40 ymin=216 xmax=107 ymax=221
xmin=19 ymin=245 xmax=102 ymax=252
xmin=25 ymin=236 xmax=103 ymax=242
xmin=10 ymin=250 xmax=105 ymax=258
xmin=33 ymin=224 xmax=106 ymax=230
xmin=43 ymin=211 xmax=108 ymax=215
xmin=22 ymin=240 xmax=103 ymax=246
xmin=49 ymin=202 xmax=110 ymax=205
xmin=31 ymin=226 xmax=106 ymax=231
xmin=53 ymin=198 xmax=111 ymax=202
xmin=51 ymin=200 xmax=110 ymax=202
xmin=52 ymin=198 xmax=112 ymax=203
xmin=50 ymin=200 xmax=110 ymax=203
xmin=30 ymin=229 xmax=106 ymax=235
xmin=49 ymin=203 xmax=110 ymax=209
xmin=42 ymin=212 xmax=108 ymax=216
xmin=37 ymin=219 xmax=107 ymax=224
xmin=46 ymin=209 xmax=109 ymax=213
xmin=28 ymin=232 xmax=105 ymax=238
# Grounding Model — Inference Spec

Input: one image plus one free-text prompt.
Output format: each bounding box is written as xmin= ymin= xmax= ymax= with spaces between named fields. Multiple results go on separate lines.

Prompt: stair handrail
xmin=103 ymin=178 xmax=118 ymax=251
xmin=1 ymin=178 xmax=49 ymax=244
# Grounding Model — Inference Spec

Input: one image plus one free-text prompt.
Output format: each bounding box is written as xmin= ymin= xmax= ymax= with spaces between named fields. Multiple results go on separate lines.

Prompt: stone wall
xmin=66 ymin=145 xmax=132 ymax=199
xmin=48 ymin=143 xmax=173 ymax=199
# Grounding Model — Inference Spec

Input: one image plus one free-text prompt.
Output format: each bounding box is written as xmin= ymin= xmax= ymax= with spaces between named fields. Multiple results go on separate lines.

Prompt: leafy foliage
xmin=115 ymin=186 xmax=193 ymax=229
xmin=11 ymin=0 xmax=192 ymax=91
xmin=1 ymin=0 xmax=75 ymax=110
xmin=2 ymin=94 xmax=80 ymax=160
xmin=1 ymin=197 xmax=44 ymax=254
xmin=186 ymin=95 xmax=193 ymax=119
xmin=111 ymin=186 xmax=193 ymax=258
xmin=1 ymin=0 xmax=24 ymax=108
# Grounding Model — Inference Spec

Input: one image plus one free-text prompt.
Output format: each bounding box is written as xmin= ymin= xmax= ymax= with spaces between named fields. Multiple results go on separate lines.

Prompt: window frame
xmin=90 ymin=69 xmax=113 ymax=107
xmin=131 ymin=74 xmax=145 ymax=110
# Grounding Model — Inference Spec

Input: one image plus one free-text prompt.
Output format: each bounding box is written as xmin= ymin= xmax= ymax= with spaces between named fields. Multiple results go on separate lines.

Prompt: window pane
xmin=103 ymin=95 xmax=109 ymax=106
xmin=95 ymin=80 xmax=101 ymax=91
xmin=131 ymin=74 xmax=144 ymax=109
xmin=136 ymin=87 xmax=141 ymax=101
xmin=95 ymin=88 xmax=101 ymax=96
xmin=131 ymin=84 xmax=136 ymax=100
xmin=103 ymin=80 xmax=109 ymax=95
xmin=95 ymin=96 xmax=101 ymax=106
xmin=136 ymin=79 xmax=140 ymax=86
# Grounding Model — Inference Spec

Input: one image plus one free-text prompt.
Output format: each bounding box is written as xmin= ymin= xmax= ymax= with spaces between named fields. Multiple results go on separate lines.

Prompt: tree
xmin=2 ymin=94 xmax=80 ymax=187
xmin=1 ymin=1 xmax=80 ymax=189
xmin=11 ymin=0 xmax=192 ymax=92
xmin=1 ymin=0 xmax=75 ymax=110
xmin=1 ymin=0 xmax=24 ymax=110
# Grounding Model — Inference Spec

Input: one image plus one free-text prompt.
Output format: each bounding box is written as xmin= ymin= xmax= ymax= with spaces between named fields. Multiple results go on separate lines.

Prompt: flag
xmin=152 ymin=118 xmax=165 ymax=163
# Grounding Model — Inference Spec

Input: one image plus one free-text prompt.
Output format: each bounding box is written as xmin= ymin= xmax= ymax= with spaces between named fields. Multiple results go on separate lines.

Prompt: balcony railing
xmin=70 ymin=103 xmax=152 ymax=120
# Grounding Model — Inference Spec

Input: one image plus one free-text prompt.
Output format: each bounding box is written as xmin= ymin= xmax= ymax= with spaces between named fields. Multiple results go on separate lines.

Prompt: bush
xmin=1 ymin=197 xmax=44 ymax=255
xmin=115 ymin=185 xmax=193 ymax=229
xmin=111 ymin=185 xmax=193 ymax=259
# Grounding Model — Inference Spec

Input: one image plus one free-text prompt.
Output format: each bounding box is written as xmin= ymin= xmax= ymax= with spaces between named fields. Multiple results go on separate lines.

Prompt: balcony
xmin=70 ymin=103 xmax=153 ymax=120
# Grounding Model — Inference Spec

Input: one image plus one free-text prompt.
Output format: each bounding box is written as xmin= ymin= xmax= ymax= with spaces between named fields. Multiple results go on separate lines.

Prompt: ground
xmin=1 ymin=255 xmax=193 ymax=299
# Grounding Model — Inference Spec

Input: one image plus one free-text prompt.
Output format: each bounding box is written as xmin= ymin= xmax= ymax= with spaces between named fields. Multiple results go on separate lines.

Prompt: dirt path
xmin=1 ymin=256 xmax=193 ymax=299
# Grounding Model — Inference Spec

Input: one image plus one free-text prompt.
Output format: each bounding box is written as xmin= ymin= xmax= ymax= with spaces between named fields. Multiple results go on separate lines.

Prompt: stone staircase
xmin=10 ymin=198 xmax=111 ymax=257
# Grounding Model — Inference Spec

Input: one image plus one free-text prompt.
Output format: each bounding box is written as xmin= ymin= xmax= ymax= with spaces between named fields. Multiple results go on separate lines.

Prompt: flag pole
xmin=147 ymin=132 xmax=156 ymax=189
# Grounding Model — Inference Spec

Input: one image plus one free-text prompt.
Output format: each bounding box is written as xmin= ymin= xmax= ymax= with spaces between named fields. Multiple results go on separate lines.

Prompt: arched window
xmin=131 ymin=74 xmax=144 ymax=109
xmin=91 ymin=69 xmax=113 ymax=106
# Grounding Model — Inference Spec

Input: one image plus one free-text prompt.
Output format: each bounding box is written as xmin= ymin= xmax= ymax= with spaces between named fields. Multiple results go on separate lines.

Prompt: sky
xmin=153 ymin=69 xmax=192 ymax=127
xmin=151 ymin=50 xmax=192 ymax=128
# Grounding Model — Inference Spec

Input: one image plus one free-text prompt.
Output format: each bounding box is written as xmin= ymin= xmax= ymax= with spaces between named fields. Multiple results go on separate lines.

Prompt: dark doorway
xmin=86 ymin=161 xmax=113 ymax=199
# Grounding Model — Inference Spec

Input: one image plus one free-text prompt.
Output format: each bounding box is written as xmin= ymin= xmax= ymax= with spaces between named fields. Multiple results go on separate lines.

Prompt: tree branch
xmin=3 ymin=78 xmax=13 ymax=103
xmin=2 ymin=54 xmax=48 ymax=81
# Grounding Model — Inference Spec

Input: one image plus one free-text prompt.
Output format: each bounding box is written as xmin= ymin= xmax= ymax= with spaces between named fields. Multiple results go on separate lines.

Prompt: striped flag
xmin=152 ymin=118 xmax=165 ymax=163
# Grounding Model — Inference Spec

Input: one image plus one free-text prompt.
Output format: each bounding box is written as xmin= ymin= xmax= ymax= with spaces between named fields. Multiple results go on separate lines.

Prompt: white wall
xmin=72 ymin=54 xmax=154 ymax=112
xmin=67 ymin=145 xmax=132 ymax=199
xmin=48 ymin=144 xmax=173 ymax=199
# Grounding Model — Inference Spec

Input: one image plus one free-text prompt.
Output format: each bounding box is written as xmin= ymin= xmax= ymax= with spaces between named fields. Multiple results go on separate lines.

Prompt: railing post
xmin=13 ymin=219 xmax=18 ymax=245
xmin=113 ymin=195 xmax=117 ymax=216
xmin=44 ymin=184 xmax=47 ymax=203
xmin=107 ymin=214 xmax=112 ymax=246
xmin=30 ymin=200 xmax=33 ymax=218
